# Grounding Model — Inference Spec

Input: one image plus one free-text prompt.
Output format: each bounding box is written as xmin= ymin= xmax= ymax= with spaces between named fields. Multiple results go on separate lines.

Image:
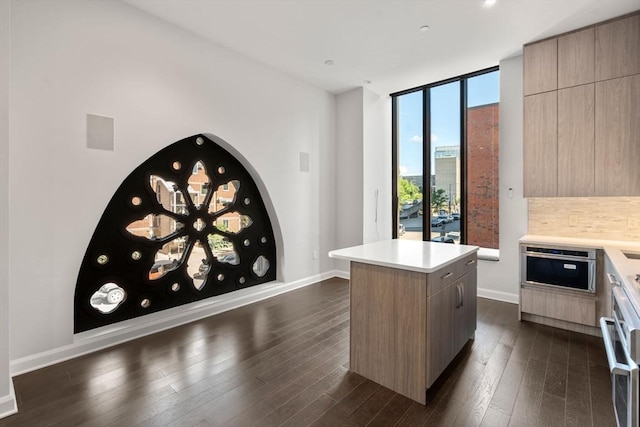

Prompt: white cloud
xmin=399 ymin=165 xmax=408 ymax=176
xmin=409 ymin=134 xmax=422 ymax=143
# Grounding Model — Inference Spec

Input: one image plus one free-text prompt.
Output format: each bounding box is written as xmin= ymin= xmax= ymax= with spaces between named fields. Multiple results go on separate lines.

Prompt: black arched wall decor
xmin=74 ymin=134 xmax=277 ymax=333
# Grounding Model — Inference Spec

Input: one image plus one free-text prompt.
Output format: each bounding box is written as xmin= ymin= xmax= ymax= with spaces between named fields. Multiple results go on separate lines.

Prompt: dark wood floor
xmin=1 ymin=278 xmax=616 ymax=427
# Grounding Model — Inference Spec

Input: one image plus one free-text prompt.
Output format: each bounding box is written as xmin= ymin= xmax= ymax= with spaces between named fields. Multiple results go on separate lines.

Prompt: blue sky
xmin=398 ymin=70 xmax=499 ymax=176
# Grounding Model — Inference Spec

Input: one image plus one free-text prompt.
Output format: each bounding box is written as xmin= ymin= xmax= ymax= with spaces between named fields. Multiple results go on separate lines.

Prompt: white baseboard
xmin=332 ymin=269 xmax=349 ymax=280
xmin=11 ymin=271 xmax=338 ymax=376
xmin=0 ymin=380 xmax=17 ymax=419
xmin=478 ymin=287 xmax=519 ymax=304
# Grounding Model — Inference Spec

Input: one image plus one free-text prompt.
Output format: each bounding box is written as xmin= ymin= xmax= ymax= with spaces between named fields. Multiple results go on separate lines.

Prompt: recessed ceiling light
xmin=483 ymin=0 xmax=497 ymax=7
xmin=420 ymin=25 xmax=430 ymax=32
xmin=324 ymin=59 xmax=335 ymax=66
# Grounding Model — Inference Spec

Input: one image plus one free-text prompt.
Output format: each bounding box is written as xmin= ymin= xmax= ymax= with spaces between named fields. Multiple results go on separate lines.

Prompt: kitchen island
xmin=329 ymin=239 xmax=479 ymax=404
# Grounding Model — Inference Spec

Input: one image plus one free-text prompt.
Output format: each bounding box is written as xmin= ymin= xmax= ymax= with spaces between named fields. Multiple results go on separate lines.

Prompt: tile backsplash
xmin=528 ymin=197 xmax=640 ymax=242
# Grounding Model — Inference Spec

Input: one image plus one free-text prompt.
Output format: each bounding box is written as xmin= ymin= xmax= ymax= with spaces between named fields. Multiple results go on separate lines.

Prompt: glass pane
xmin=252 ymin=255 xmax=270 ymax=277
xmin=186 ymin=240 xmax=209 ymax=290
xmin=397 ymin=91 xmax=424 ymax=241
xmin=90 ymin=283 xmax=126 ymax=314
xmin=430 ymin=82 xmax=461 ymax=244
xmin=207 ymin=233 xmax=240 ymax=265
xmin=187 ymin=161 xmax=209 ymax=209
xmin=151 ymin=175 xmax=188 ymax=215
xmin=214 ymin=212 xmax=252 ymax=234
xmin=149 ymin=237 xmax=188 ymax=280
xmin=208 ymin=180 xmax=240 ymax=214
xmin=466 ymin=70 xmax=499 ymax=249
xmin=126 ymin=214 xmax=184 ymax=240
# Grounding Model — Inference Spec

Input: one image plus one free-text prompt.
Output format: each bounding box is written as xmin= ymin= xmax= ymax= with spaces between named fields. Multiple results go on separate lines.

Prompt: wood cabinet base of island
xmin=348 ymin=254 xmax=477 ymax=405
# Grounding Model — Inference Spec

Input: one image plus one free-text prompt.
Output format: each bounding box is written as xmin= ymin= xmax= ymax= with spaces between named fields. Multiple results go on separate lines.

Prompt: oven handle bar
xmin=600 ymin=317 xmax=639 ymax=375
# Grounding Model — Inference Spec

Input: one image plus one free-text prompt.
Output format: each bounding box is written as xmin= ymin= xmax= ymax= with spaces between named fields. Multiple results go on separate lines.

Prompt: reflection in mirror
xmin=252 ymin=256 xmax=270 ymax=277
xmin=187 ymin=240 xmax=210 ymax=290
xmin=207 ymin=233 xmax=240 ymax=265
xmin=149 ymin=236 xmax=189 ymax=280
xmin=187 ymin=161 xmax=209 ymax=209
xmin=150 ymin=175 xmax=188 ymax=215
xmin=90 ymin=283 xmax=126 ymax=314
xmin=214 ymin=212 xmax=252 ymax=234
xmin=208 ymin=180 xmax=240 ymax=214
xmin=126 ymin=214 xmax=185 ymax=240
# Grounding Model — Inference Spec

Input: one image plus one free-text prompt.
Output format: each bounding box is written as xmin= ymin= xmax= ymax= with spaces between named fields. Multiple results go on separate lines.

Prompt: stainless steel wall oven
xmin=521 ymin=244 xmax=596 ymax=292
xmin=600 ymin=270 xmax=640 ymax=427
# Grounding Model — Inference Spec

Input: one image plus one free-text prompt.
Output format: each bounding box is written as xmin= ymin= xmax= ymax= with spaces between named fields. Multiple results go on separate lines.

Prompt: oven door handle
xmin=600 ymin=317 xmax=639 ymax=375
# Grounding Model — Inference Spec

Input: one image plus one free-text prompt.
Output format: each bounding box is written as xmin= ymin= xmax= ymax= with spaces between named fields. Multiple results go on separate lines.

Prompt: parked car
xmin=431 ymin=217 xmax=444 ymax=227
xmin=149 ymin=259 xmax=179 ymax=280
xmin=438 ymin=214 xmax=453 ymax=223
xmin=431 ymin=236 xmax=455 ymax=244
xmin=452 ymin=212 xmax=460 ymax=220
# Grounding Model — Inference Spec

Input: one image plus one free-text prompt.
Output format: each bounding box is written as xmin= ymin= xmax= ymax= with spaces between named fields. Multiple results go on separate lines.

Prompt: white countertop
xmin=329 ymin=239 xmax=479 ymax=274
xmin=520 ymin=234 xmax=640 ymax=314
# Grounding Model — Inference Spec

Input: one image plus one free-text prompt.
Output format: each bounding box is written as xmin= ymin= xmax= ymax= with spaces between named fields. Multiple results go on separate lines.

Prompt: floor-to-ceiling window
xmin=392 ymin=67 xmax=499 ymax=249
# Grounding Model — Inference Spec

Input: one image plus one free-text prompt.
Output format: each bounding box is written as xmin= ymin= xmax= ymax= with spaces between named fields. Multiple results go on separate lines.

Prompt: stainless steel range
xmin=600 ymin=268 xmax=640 ymax=427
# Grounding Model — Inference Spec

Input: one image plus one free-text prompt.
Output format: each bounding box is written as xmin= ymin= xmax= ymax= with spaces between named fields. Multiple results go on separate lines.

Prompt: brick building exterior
xmin=466 ymin=102 xmax=499 ymax=249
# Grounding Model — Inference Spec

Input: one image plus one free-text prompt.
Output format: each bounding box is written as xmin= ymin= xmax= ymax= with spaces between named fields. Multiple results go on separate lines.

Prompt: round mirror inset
xmin=172 ymin=161 xmax=182 ymax=171
xmin=260 ymin=237 xmax=267 ymax=244
xmin=131 ymin=196 xmax=142 ymax=206
xmin=140 ymin=298 xmax=151 ymax=308
xmin=193 ymin=218 xmax=207 ymax=232
xmin=217 ymin=273 xmax=225 ymax=281
xmin=96 ymin=254 xmax=109 ymax=265
xmin=196 ymin=137 xmax=204 ymax=146
xmin=131 ymin=251 xmax=142 ymax=261
xmin=90 ymin=283 xmax=126 ymax=314
xmin=217 ymin=166 xmax=225 ymax=175
xmin=243 ymin=197 xmax=251 ymax=206
xmin=171 ymin=282 xmax=180 ymax=292
xmin=238 ymin=276 xmax=246 ymax=285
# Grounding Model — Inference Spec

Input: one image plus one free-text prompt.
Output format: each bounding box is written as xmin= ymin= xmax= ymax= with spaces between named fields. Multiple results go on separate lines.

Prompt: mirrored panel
xmin=187 ymin=240 xmax=209 ymax=290
xmin=126 ymin=214 xmax=184 ymax=240
xmin=207 ymin=233 xmax=240 ymax=265
xmin=213 ymin=212 xmax=252 ymax=234
xmin=208 ymin=180 xmax=240 ymax=214
xmin=252 ymin=256 xmax=270 ymax=277
xmin=90 ymin=283 xmax=126 ymax=314
xmin=148 ymin=236 xmax=189 ymax=280
xmin=150 ymin=175 xmax=188 ymax=215
xmin=187 ymin=161 xmax=210 ymax=209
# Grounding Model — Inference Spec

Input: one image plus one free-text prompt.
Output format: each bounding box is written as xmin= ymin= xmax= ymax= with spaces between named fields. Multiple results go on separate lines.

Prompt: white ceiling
xmin=124 ymin=0 xmax=639 ymax=95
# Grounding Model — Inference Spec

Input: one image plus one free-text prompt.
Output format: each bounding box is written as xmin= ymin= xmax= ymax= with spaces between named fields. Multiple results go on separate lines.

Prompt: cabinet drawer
xmin=456 ymin=253 xmax=477 ymax=278
xmin=427 ymin=264 xmax=457 ymax=296
xmin=521 ymin=286 xmax=596 ymax=326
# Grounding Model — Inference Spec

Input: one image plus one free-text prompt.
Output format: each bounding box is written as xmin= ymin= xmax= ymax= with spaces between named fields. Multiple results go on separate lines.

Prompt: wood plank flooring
xmin=0 ymin=278 xmax=616 ymax=426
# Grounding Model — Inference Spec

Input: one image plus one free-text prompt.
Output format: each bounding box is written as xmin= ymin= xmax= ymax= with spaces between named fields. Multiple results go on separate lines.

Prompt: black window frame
xmin=391 ymin=65 xmax=499 ymax=243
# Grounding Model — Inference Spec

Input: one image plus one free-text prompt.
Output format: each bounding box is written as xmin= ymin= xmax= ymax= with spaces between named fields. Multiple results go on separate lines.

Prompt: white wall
xmin=334 ymin=88 xmax=364 ymax=271
xmin=9 ymin=0 xmax=337 ymax=362
xmin=476 ymin=55 xmax=527 ymax=303
xmin=363 ymin=89 xmax=392 ymax=244
xmin=0 ymin=0 xmax=17 ymax=419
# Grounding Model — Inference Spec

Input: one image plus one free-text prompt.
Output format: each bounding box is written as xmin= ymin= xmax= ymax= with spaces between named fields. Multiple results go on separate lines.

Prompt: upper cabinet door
xmin=595 ymin=14 xmax=640 ymax=81
xmin=524 ymin=39 xmax=558 ymax=96
xmin=558 ymin=84 xmax=595 ymax=197
xmin=524 ymin=92 xmax=558 ymax=197
xmin=558 ymin=28 xmax=595 ymax=89
xmin=595 ymin=75 xmax=640 ymax=196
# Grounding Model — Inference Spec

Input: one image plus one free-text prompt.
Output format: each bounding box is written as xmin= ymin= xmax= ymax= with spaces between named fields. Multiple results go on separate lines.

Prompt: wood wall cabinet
xmin=558 ymin=28 xmax=595 ymax=88
xmin=524 ymin=38 xmax=558 ymax=95
xmin=558 ymin=84 xmax=595 ymax=196
xmin=524 ymin=91 xmax=557 ymax=197
xmin=595 ymin=74 xmax=640 ymax=196
xmin=595 ymin=14 xmax=640 ymax=81
xmin=524 ymin=12 xmax=640 ymax=197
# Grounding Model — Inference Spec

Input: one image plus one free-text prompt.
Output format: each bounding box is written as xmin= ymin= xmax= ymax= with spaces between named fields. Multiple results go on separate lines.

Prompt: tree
xmin=398 ymin=177 xmax=422 ymax=205
xmin=431 ymin=188 xmax=448 ymax=213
